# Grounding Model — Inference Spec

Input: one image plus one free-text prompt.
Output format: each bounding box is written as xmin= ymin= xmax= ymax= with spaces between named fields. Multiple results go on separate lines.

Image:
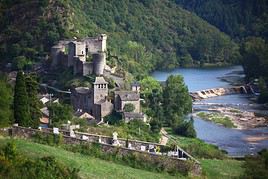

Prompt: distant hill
xmin=0 ymin=0 xmax=240 ymax=76
xmin=173 ymin=0 xmax=268 ymax=40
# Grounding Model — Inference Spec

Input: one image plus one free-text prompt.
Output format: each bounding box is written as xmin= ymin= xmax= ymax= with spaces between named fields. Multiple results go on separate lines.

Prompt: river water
xmin=152 ymin=66 xmax=268 ymax=156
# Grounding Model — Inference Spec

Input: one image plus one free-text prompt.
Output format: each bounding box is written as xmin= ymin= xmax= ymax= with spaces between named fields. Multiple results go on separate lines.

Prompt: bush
xmin=0 ymin=142 xmax=80 ymax=179
xmin=173 ymin=119 xmax=196 ymax=138
xmin=241 ymin=149 xmax=268 ymax=178
xmin=123 ymin=103 xmax=135 ymax=112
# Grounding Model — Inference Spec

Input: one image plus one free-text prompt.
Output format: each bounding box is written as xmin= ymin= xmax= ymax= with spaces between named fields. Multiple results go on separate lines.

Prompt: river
xmin=152 ymin=66 xmax=268 ymax=156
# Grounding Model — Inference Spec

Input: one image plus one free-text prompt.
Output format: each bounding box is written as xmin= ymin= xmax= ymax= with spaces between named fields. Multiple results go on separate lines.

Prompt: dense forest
xmin=0 ymin=0 xmax=268 ymax=102
xmin=173 ymin=0 xmax=268 ymax=103
xmin=0 ymin=0 xmax=240 ymax=76
xmin=173 ymin=0 xmax=268 ymax=40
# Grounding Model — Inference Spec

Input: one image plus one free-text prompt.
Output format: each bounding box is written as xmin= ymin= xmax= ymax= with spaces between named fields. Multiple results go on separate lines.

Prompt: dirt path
xmin=159 ymin=128 xmax=169 ymax=145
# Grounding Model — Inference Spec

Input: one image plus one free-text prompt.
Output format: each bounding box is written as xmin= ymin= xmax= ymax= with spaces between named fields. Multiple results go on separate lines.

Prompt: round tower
xmin=93 ymin=52 xmax=106 ymax=76
xmin=51 ymin=44 xmax=65 ymax=68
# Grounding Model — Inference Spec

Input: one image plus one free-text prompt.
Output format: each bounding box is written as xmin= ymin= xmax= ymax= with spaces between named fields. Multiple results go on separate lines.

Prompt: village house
xmin=70 ymin=77 xmax=113 ymax=122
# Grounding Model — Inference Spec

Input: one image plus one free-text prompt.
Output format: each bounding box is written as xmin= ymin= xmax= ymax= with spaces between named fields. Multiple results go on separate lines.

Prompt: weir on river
xmin=190 ymin=85 xmax=251 ymax=101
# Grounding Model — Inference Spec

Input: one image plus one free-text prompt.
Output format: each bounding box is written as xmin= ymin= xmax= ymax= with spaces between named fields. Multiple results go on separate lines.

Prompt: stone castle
xmin=51 ymin=34 xmax=107 ymax=76
xmin=51 ymin=34 xmax=144 ymax=123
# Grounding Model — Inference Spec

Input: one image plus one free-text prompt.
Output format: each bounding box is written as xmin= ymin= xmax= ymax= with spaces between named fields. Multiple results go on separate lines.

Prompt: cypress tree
xmin=0 ymin=75 xmax=12 ymax=127
xmin=14 ymin=71 xmax=30 ymax=126
xmin=25 ymin=73 xmax=41 ymax=128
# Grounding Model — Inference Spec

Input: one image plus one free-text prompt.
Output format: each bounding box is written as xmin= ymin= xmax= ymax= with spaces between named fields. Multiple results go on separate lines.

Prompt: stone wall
xmin=9 ymin=126 xmax=201 ymax=175
xmin=11 ymin=126 xmax=193 ymax=160
xmin=121 ymin=100 xmax=140 ymax=113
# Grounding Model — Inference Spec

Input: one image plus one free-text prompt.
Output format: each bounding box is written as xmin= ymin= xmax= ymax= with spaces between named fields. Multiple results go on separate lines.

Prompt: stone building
xmin=123 ymin=112 xmax=145 ymax=123
xmin=114 ymin=91 xmax=140 ymax=113
xmin=70 ymin=77 xmax=113 ymax=122
xmin=51 ymin=34 xmax=107 ymax=76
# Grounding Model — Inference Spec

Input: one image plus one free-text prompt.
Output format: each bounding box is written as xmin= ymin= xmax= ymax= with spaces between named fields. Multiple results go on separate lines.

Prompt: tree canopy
xmin=0 ymin=75 xmax=12 ymax=127
xmin=14 ymin=71 xmax=30 ymax=126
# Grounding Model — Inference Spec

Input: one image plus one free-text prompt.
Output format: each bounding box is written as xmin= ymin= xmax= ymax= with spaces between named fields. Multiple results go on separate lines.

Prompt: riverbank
xmin=152 ymin=66 xmax=268 ymax=156
xmin=195 ymin=107 xmax=268 ymax=130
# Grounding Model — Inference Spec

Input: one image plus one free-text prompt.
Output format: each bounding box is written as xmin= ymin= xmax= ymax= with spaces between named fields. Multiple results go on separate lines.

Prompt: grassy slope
xmin=201 ymin=159 xmax=244 ymax=179
xmin=0 ymin=137 xmax=181 ymax=179
xmin=164 ymin=128 xmax=244 ymax=178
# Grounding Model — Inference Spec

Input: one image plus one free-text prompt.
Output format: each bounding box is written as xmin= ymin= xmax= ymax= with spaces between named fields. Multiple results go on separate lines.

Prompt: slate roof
xmin=74 ymin=87 xmax=91 ymax=94
xmin=131 ymin=81 xmax=140 ymax=87
xmin=115 ymin=91 xmax=140 ymax=101
xmin=94 ymin=77 xmax=108 ymax=84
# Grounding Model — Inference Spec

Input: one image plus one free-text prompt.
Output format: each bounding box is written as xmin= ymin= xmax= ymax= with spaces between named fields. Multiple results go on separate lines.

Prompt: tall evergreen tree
xmin=0 ymin=75 xmax=12 ymax=127
xmin=25 ymin=73 xmax=41 ymax=128
xmin=14 ymin=71 xmax=30 ymax=126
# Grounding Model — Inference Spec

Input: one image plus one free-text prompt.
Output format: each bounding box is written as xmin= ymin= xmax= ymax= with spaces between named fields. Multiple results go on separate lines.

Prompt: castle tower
xmin=68 ymin=41 xmax=86 ymax=67
xmin=93 ymin=52 xmax=106 ymax=76
xmin=51 ymin=44 xmax=65 ymax=68
xmin=99 ymin=34 xmax=107 ymax=52
xmin=93 ymin=77 xmax=108 ymax=104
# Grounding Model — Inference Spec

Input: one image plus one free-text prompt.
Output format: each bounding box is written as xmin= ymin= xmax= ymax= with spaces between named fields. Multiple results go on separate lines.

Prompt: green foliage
xmin=13 ymin=71 xmax=30 ymax=126
xmin=13 ymin=72 xmax=41 ymax=128
xmin=123 ymin=103 xmax=135 ymax=112
xmin=167 ymin=133 xmax=227 ymax=159
xmin=0 ymin=0 xmax=67 ymax=64
xmin=0 ymin=75 xmax=12 ymax=127
xmin=3 ymin=141 xmax=17 ymax=160
xmin=25 ymin=73 xmax=42 ymax=128
xmin=1 ymin=0 xmax=242 ymax=77
xmin=66 ymin=142 xmax=191 ymax=176
xmin=241 ymin=149 xmax=268 ymax=179
xmin=47 ymin=103 xmax=73 ymax=126
xmin=163 ymin=75 xmax=192 ymax=127
xmin=241 ymin=37 xmax=268 ymax=80
xmin=139 ymin=76 xmax=162 ymax=99
xmin=79 ymin=0 xmax=239 ymax=71
xmin=201 ymin=159 xmax=244 ymax=179
xmin=241 ymin=37 xmax=268 ymax=103
xmin=0 ymin=138 xmax=177 ymax=179
xmin=0 ymin=141 xmax=80 ymax=179
xmin=104 ymin=111 xmax=122 ymax=125
xmin=197 ymin=112 xmax=236 ymax=128
xmin=149 ymin=119 xmax=162 ymax=133
xmin=13 ymin=56 xmax=29 ymax=70
xmin=174 ymin=0 xmax=268 ymax=40
xmin=173 ymin=118 xmax=196 ymax=138
xmin=33 ymin=132 xmax=64 ymax=146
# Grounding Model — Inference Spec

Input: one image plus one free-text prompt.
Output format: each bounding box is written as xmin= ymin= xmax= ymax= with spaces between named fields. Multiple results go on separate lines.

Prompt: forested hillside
xmin=174 ymin=0 xmax=268 ymax=40
xmin=0 ymin=0 xmax=240 ymax=76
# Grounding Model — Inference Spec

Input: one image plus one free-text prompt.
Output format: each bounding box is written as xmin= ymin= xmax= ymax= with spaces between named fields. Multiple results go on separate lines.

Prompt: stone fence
xmin=37 ymin=127 xmax=195 ymax=161
xmin=9 ymin=126 xmax=201 ymax=175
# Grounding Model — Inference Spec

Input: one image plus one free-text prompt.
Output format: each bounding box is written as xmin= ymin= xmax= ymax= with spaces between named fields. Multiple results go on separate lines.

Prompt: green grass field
xmin=0 ymin=137 xmax=182 ymax=179
xmin=201 ymin=159 xmax=244 ymax=179
xmin=0 ymin=136 xmax=245 ymax=179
